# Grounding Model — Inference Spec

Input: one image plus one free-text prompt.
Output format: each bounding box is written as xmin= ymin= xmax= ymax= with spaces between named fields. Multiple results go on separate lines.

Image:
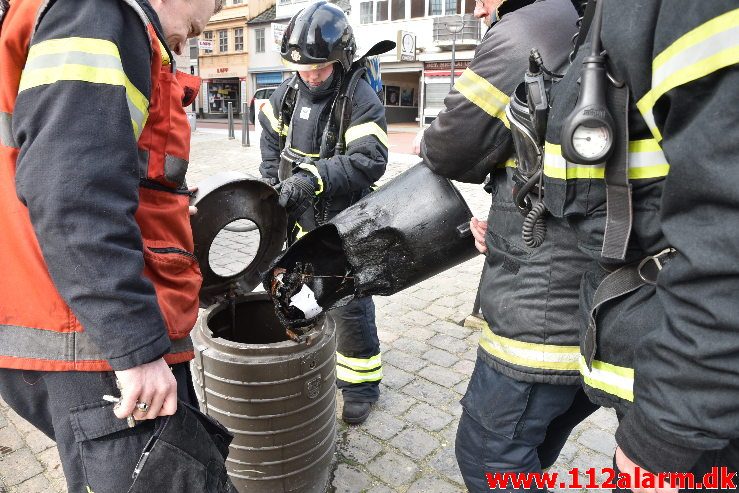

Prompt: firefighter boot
xmin=342 ymin=401 xmax=372 ymax=425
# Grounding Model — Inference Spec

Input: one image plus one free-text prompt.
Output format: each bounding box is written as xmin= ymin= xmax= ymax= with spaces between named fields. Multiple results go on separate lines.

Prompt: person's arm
xmin=12 ymin=0 xmax=171 ymax=370
xmin=615 ymin=1 xmax=739 ymax=472
xmin=258 ymin=85 xmax=288 ymax=181
xmin=307 ymin=81 xmax=388 ymax=197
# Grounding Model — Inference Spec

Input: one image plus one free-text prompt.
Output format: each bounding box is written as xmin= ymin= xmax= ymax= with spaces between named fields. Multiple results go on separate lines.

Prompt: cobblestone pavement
xmin=0 ymin=130 xmax=615 ymax=492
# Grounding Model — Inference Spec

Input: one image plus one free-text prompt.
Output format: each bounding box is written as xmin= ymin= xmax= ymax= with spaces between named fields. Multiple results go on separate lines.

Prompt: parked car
xmin=249 ymin=87 xmax=278 ymax=124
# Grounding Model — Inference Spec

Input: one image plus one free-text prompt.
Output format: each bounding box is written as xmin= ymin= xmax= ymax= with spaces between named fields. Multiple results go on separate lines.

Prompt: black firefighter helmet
xmin=281 ymin=0 xmax=356 ymax=72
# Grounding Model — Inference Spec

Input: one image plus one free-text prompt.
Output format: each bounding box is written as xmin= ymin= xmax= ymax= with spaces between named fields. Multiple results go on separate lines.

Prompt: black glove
xmin=277 ymin=170 xmax=318 ymax=220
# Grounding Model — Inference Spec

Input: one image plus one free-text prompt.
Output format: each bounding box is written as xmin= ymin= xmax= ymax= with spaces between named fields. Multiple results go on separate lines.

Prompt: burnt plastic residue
xmin=265 ymin=225 xmax=356 ymax=332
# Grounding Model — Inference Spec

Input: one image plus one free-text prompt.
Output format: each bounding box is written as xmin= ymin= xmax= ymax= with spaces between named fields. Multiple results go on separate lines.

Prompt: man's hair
xmin=213 ymin=0 xmax=224 ymax=14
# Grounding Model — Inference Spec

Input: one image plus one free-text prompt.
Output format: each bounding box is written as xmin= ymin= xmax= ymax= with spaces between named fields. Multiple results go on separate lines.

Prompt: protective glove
xmin=277 ymin=170 xmax=319 ymax=220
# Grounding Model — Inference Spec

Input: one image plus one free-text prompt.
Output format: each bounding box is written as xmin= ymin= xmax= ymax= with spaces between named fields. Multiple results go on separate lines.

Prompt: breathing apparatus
xmin=506 ymin=0 xmax=615 ymax=248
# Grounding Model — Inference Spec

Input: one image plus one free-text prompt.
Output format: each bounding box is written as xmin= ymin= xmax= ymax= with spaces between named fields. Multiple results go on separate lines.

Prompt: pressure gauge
xmin=571 ymin=124 xmax=611 ymax=161
xmin=560 ymin=53 xmax=616 ymax=165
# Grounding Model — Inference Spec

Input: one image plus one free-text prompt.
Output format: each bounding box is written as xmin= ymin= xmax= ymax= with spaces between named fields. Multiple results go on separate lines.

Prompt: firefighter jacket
xmin=258 ymin=73 xmax=388 ymax=235
xmin=421 ymin=0 xmax=589 ymax=385
xmin=0 ymin=0 xmax=202 ymax=371
xmin=543 ymin=0 xmax=739 ymax=472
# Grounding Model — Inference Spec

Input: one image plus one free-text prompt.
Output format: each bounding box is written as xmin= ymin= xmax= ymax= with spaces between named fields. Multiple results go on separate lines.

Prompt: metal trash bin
xmin=189 ymin=173 xmax=336 ymax=492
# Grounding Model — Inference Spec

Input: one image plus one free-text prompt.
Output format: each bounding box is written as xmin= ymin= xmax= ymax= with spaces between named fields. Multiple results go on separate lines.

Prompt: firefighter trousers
xmin=456 ymin=357 xmax=599 ymax=492
xmin=329 ymin=296 xmax=382 ymax=403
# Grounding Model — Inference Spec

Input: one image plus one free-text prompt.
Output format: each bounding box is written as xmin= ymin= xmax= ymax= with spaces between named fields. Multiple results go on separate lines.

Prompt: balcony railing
xmin=432 ymin=15 xmax=480 ymax=48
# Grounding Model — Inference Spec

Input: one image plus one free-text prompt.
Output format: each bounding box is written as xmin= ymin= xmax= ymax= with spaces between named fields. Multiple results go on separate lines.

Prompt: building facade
xmin=349 ymin=0 xmax=481 ymax=125
xmin=197 ymin=0 xmax=273 ymax=118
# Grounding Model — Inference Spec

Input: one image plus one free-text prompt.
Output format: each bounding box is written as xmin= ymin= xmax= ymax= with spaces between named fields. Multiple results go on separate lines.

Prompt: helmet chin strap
xmin=305 ymin=68 xmax=336 ymax=93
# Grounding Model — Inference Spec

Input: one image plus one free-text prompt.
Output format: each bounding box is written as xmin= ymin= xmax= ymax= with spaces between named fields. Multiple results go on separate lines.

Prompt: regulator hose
xmin=522 ymin=201 xmax=547 ymax=248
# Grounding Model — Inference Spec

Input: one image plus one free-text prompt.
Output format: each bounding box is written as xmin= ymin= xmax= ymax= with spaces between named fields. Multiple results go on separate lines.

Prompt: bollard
xmin=227 ymin=102 xmax=235 ymax=140
xmin=241 ymin=102 xmax=250 ymax=147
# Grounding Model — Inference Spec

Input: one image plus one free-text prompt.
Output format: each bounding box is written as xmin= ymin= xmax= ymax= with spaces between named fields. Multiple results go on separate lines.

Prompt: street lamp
xmin=446 ymin=17 xmax=465 ymax=91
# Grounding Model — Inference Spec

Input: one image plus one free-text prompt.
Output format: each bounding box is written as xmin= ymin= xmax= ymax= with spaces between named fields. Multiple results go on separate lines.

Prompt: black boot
xmin=342 ymin=401 xmax=372 ymax=425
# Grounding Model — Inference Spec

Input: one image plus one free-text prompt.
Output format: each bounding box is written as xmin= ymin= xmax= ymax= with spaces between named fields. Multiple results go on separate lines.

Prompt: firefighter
xmin=416 ymin=0 xmax=601 ymax=490
xmin=538 ymin=1 xmax=739 ymax=490
xmin=258 ymin=1 xmax=389 ymax=425
xmin=0 ymin=0 xmax=230 ymax=491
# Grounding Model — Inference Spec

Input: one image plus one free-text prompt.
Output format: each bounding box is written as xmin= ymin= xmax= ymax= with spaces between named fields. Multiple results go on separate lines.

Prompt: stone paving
xmin=0 ymin=130 xmax=615 ymax=492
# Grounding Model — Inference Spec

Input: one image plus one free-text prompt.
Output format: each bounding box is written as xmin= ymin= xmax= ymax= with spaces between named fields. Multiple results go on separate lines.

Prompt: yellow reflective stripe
xmin=158 ymin=40 xmax=171 ymax=65
xmin=454 ymin=68 xmax=510 ymax=128
xmin=638 ymin=9 xmax=739 ymax=142
xmin=496 ymin=158 xmax=517 ymax=169
xmin=543 ymin=141 xmax=669 ymax=180
xmin=260 ymin=101 xmax=289 ymax=136
xmin=579 ymin=356 xmax=634 ymax=402
xmin=297 ymin=162 xmax=324 ymax=195
xmin=289 ymin=147 xmax=320 ymax=158
xmin=337 ymin=352 xmax=382 ymax=370
xmin=295 ymin=222 xmax=308 ymax=239
xmin=345 ymin=121 xmax=389 ymax=148
xmin=19 ymin=37 xmax=149 ymax=139
xmin=479 ymin=323 xmax=580 ymax=371
xmin=336 ymin=366 xmax=383 ymax=383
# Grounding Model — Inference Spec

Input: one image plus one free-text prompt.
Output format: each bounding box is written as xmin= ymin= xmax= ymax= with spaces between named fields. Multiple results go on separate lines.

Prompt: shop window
xmin=360 ymin=2 xmax=374 ymax=24
xmin=255 ymin=28 xmax=265 ymax=53
xmin=218 ymin=29 xmax=228 ymax=52
xmin=232 ymin=0 xmax=243 ymax=4
xmin=376 ymin=0 xmax=388 ymax=20
xmin=425 ymin=82 xmax=450 ymax=109
xmin=208 ymin=81 xmax=240 ymax=114
xmin=189 ymin=38 xmax=199 ymax=59
xmin=391 ymin=0 xmax=405 ymax=20
xmin=411 ymin=0 xmax=424 ymax=17
xmin=234 ymin=27 xmax=244 ymax=51
xmin=445 ymin=0 xmax=457 ymax=14
xmin=203 ymin=31 xmax=213 ymax=54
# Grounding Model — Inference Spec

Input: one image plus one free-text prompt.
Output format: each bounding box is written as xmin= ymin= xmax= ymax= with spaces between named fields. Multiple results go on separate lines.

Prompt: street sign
xmin=198 ymin=39 xmax=214 ymax=50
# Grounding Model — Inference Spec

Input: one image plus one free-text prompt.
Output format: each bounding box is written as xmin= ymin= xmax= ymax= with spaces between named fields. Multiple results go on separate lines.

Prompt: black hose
xmin=522 ymin=201 xmax=547 ymax=248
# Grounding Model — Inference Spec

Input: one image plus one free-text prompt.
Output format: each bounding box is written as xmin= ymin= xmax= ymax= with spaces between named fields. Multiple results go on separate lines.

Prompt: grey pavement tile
xmin=0 ymin=449 xmax=44 ymax=486
xmin=391 ymin=338 xmax=431 ymax=357
xmin=411 ymin=288 xmax=442 ymax=303
xmin=366 ymin=484 xmax=394 ymax=493
xmin=407 ymin=475 xmax=466 ymax=493
xmin=451 ymin=359 xmax=475 ymax=376
xmin=363 ymin=412 xmax=405 ymax=441
xmin=12 ymin=474 xmax=51 ymax=493
xmin=366 ymin=451 xmax=419 ymax=488
xmin=23 ymin=430 xmax=56 ymax=455
xmin=402 ymin=326 xmax=438 ymax=343
xmin=375 ymin=327 xmax=399 ymax=345
xmin=399 ymin=295 xmax=434 ymax=311
xmin=0 ymin=426 xmax=24 ymax=454
xmin=382 ymin=350 xmax=427 ymax=373
xmin=589 ymin=407 xmax=619 ymax=434
xmin=379 ymin=364 xmax=415 ymax=390
xmin=403 ymin=402 xmax=454 ymax=433
xmin=428 ymin=334 xmax=471 ymax=355
xmin=35 ymin=447 xmax=63 ymax=481
xmin=401 ymin=379 xmax=458 ymax=409
xmin=554 ymin=439 xmax=579 ymax=464
xmin=576 ymin=427 xmax=617 ymax=457
xmin=429 ymin=444 xmax=465 ymax=486
xmin=0 ymin=411 xmax=6 ymax=429
xmin=332 ymin=463 xmax=373 ymax=493
xmin=418 ymin=365 xmax=465 ymax=389
xmin=389 ymin=426 xmax=440 ymax=460
xmin=401 ymin=310 xmax=437 ymax=327
xmin=375 ymin=390 xmax=417 ymax=417
xmin=4 ymin=410 xmax=36 ymax=437
xmin=453 ymin=380 xmax=469 ymax=395
xmin=340 ymin=428 xmax=383 ymax=464
xmin=421 ymin=348 xmax=459 ymax=368
xmin=428 ymin=320 xmax=473 ymax=340
xmin=423 ymin=304 xmax=460 ymax=322
xmin=569 ymin=448 xmax=613 ymax=486
xmin=439 ymin=422 xmax=460 ymax=447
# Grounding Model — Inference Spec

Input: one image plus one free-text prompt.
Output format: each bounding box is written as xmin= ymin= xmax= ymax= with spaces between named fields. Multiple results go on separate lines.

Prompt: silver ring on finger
xmin=135 ymin=401 xmax=150 ymax=413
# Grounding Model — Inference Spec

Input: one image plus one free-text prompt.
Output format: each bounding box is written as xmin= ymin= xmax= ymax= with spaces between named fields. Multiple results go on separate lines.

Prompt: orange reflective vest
xmin=0 ymin=0 xmax=202 ymax=371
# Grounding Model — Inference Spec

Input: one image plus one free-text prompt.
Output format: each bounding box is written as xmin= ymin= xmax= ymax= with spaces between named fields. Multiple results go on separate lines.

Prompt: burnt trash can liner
xmin=192 ymin=293 xmax=336 ymax=493
xmin=265 ymin=162 xmax=477 ymax=313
